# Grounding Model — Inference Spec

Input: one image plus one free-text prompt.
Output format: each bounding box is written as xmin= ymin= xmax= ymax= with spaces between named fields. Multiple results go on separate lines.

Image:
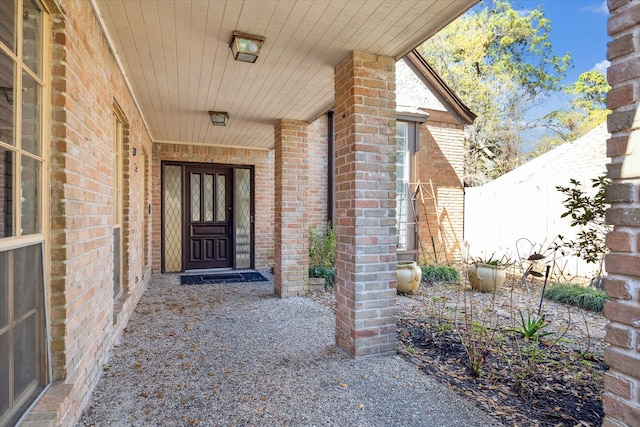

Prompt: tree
xmin=418 ymin=0 xmax=571 ymax=186
xmin=533 ymin=70 xmax=611 ymax=156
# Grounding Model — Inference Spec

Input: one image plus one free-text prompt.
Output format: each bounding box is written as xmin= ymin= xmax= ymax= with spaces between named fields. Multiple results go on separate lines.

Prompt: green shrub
xmin=544 ymin=284 xmax=608 ymax=313
xmin=309 ymin=222 xmax=336 ymax=288
xmin=309 ymin=266 xmax=335 ymax=288
xmin=308 ymin=222 xmax=336 ymax=269
xmin=421 ymin=264 xmax=460 ymax=284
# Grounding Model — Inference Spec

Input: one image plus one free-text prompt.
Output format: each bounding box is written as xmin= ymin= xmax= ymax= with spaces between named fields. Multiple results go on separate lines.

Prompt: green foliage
xmin=309 ymin=222 xmax=336 ymax=288
xmin=308 ymin=222 xmax=336 ymax=269
xmin=569 ymin=70 xmax=610 ymax=113
xmin=556 ymin=176 xmax=610 ymax=268
xmin=535 ymin=70 xmax=611 ymax=155
xmin=473 ymin=253 xmax=511 ymax=266
xmin=505 ymin=310 xmax=554 ymax=341
xmin=418 ymin=0 xmax=570 ymax=185
xmin=544 ymin=284 xmax=608 ymax=313
xmin=421 ymin=264 xmax=460 ymax=284
xmin=308 ymin=266 xmax=335 ymax=288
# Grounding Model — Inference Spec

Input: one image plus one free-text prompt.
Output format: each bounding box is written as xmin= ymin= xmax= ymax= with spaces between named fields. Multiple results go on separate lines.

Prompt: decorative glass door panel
xmin=184 ymin=167 xmax=232 ymax=270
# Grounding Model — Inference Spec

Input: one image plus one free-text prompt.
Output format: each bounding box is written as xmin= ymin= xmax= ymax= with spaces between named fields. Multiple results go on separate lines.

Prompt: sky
xmin=465 ymin=0 xmax=611 ymax=148
xmin=508 ymin=0 xmax=611 ymax=85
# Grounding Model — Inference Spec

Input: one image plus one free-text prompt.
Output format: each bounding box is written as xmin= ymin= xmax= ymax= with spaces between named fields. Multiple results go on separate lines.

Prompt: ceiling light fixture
xmin=0 ymin=87 xmax=13 ymax=105
xmin=229 ymin=31 xmax=265 ymax=63
xmin=209 ymin=111 xmax=229 ymax=126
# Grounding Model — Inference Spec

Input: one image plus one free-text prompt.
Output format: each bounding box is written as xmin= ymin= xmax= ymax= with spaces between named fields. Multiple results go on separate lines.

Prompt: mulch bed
xmin=397 ymin=316 xmax=606 ymax=427
xmin=310 ymin=276 xmax=608 ymax=426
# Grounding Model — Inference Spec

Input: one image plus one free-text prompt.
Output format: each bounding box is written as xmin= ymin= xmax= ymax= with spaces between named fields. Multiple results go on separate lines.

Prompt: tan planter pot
xmin=468 ymin=262 xmax=506 ymax=292
xmin=397 ymin=261 xmax=422 ymax=294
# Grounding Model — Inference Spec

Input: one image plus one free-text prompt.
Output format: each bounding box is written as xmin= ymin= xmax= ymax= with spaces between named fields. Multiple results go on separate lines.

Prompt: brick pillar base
xmin=333 ymin=51 xmax=397 ymax=358
xmin=274 ymin=119 xmax=309 ymax=297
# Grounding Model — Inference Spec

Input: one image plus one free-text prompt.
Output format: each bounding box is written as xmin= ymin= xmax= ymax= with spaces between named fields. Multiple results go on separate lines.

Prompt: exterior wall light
xmin=209 ymin=111 xmax=229 ymax=126
xmin=229 ymin=31 xmax=265 ymax=63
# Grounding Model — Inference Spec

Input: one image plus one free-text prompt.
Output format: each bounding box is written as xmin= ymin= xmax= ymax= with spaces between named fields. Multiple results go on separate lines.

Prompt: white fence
xmin=464 ymin=182 xmax=602 ymax=281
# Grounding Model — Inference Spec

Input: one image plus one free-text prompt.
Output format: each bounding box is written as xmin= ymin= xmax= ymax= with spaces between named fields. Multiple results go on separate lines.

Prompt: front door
xmin=184 ymin=166 xmax=233 ymax=269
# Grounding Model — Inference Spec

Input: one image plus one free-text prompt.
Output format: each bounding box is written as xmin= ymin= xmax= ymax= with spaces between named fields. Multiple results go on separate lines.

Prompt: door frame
xmin=160 ymin=161 xmax=255 ymax=272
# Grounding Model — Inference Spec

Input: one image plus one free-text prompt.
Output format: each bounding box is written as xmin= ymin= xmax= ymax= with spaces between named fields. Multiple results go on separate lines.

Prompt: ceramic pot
xmin=397 ymin=261 xmax=422 ymax=294
xmin=468 ymin=262 xmax=506 ymax=292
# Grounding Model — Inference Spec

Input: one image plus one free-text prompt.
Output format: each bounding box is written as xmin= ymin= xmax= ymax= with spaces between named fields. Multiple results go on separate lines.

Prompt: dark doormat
xmin=180 ymin=271 xmax=269 ymax=285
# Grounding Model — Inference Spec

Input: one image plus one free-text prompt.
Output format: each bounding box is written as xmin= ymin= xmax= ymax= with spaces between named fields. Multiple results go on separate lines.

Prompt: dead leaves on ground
xmin=398 ymin=317 xmax=605 ymax=427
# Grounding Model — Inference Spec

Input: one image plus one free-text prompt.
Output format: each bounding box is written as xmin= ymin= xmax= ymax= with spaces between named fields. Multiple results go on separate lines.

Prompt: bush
xmin=544 ymin=284 xmax=607 ymax=313
xmin=308 ymin=222 xmax=336 ymax=269
xmin=421 ymin=264 xmax=460 ymax=284
xmin=309 ymin=222 xmax=336 ymax=288
xmin=309 ymin=266 xmax=335 ymax=288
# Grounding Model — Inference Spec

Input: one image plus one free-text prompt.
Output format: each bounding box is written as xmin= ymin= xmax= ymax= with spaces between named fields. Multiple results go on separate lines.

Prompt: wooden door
xmin=184 ymin=166 xmax=233 ymax=270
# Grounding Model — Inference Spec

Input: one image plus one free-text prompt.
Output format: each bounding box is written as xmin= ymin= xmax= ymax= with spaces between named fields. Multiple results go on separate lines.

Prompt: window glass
xmin=0 ymin=148 xmax=14 ymax=238
xmin=20 ymin=154 xmax=39 ymax=235
xmin=0 ymin=251 xmax=7 ymax=329
xmin=396 ymin=122 xmax=409 ymax=250
xmin=204 ymin=174 xmax=213 ymax=222
xmin=164 ymin=165 xmax=183 ymax=272
xmin=235 ymin=168 xmax=251 ymax=268
xmin=0 ymin=332 xmax=9 ymax=414
xmin=0 ymin=0 xmax=16 ymax=52
xmin=216 ymin=174 xmax=226 ymax=222
xmin=191 ymin=173 xmax=201 ymax=222
xmin=13 ymin=314 xmax=37 ymax=399
xmin=22 ymin=0 xmax=42 ymax=76
xmin=0 ymin=50 xmax=15 ymax=147
xmin=21 ymin=70 xmax=41 ymax=156
xmin=13 ymin=243 xmax=41 ymax=319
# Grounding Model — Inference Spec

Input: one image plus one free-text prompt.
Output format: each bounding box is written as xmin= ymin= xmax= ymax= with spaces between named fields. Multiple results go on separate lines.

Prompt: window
xmin=0 ymin=0 xmax=50 ymax=424
xmin=395 ymin=121 xmax=418 ymax=255
xmin=113 ymin=110 xmax=124 ymax=299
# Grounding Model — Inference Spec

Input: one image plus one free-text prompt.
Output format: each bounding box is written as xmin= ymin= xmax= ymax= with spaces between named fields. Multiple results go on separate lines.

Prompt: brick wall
xmin=334 ymin=51 xmax=397 ymax=358
xmin=416 ymin=119 xmax=465 ymax=264
xmin=24 ymin=0 xmax=154 ymax=424
xmin=155 ymin=144 xmax=275 ymax=270
xmin=603 ymin=1 xmax=640 ymax=426
xmin=274 ymin=119 xmax=310 ymax=297
xmin=307 ymin=115 xmax=329 ymax=227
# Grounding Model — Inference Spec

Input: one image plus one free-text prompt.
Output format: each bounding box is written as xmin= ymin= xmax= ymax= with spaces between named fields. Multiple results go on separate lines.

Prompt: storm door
xmin=184 ymin=167 xmax=233 ymax=269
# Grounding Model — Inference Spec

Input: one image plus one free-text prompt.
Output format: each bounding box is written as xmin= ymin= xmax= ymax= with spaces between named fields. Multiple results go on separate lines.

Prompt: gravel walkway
xmin=77 ymin=272 xmax=503 ymax=427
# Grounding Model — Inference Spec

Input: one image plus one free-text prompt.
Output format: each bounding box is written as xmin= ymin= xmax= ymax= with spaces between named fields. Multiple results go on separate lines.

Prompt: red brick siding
xmin=307 ymin=115 xmax=329 ymax=227
xmin=334 ymin=51 xmax=397 ymax=358
xmin=603 ymin=1 xmax=640 ymax=425
xmin=28 ymin=0 xmax=154 ymax=424
xmin=416 ymin=121 xmax=465 ymax=264
xmin=155 ymin=144 xmax=275 ymax=270
xmin=274 ymin=120 xmax=309 ymax=297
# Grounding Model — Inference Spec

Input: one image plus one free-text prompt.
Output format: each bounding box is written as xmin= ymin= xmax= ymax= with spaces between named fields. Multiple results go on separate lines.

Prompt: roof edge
xmin=404 ymin=50 xmax=476 ymax=125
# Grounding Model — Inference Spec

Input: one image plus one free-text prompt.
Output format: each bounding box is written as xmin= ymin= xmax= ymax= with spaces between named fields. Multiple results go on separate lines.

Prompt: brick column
xmin=274 ymin=119 xmax=309 ymax=297
xmin=333 ymin=51 xmax=397 ymax=358
xmin=603 ymin=1 xmax=640 ymax=426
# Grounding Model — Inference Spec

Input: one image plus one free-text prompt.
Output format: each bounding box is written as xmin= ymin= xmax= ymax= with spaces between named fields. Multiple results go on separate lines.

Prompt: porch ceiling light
xmin=209 ymin=111 xmax=229 ymax=126
xmin=229 ymin=31 xmax=265 ymax=63
xmin=0 ymin=87 xmax=13 ymax=105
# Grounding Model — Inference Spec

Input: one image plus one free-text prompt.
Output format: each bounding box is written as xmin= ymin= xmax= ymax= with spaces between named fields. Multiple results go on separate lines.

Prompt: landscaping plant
xmin=308 ymin=222 xmax=336 ymax=288
xmin=555 ymin=175 xmax=611 ymax=277
xmin=505 ymin=310 xmax=554 ymax=341
xmin=421 ymin=264 xmax=460 ymax=284
xmin=544 ymin=284 xmax=608 ymax=313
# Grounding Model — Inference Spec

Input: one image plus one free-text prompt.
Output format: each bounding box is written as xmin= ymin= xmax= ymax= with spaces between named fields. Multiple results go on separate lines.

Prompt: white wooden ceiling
xmin=92 ymin=0 xmax=477 ymax=150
